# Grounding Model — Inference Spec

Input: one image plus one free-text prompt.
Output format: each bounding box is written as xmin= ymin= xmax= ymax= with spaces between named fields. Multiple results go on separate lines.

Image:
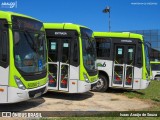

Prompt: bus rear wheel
xmin=93 ymin=74 xmax=108 ymax=92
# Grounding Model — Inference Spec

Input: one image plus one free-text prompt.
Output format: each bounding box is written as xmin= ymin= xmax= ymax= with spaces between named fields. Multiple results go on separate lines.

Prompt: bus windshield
xmin=81 ymin=28 xmax=97 ymax=75
xmin=12 ymin=16 xmax=47 ymax=74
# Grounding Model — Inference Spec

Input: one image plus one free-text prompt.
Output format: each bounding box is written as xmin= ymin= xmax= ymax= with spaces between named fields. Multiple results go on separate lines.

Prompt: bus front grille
xmin=28 ymin=86 xmax=46 ymax=98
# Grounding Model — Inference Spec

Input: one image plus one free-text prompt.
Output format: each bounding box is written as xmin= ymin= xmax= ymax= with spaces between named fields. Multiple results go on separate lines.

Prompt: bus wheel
xmin=93 ymin=74 xmax=108 ymax=92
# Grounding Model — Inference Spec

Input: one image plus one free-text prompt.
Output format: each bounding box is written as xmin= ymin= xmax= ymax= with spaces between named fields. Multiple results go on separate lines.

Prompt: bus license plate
xmin=34 ymin=92 xmax=42 ymax=98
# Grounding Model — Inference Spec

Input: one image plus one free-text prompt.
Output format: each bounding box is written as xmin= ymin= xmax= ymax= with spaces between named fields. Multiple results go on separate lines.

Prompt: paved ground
xmin=0 ymin=91 xmax=151 ymax=112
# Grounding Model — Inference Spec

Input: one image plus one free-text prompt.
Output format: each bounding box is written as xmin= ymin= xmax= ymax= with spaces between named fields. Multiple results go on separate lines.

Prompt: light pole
xmin=103 ymin=6 xmax=111 ymax=32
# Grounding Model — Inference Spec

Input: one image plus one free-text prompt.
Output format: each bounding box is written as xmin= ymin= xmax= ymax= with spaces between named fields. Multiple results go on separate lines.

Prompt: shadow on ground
xmin=0 ymin=97 xmax=45 ymax=112
xmin=43 ymin=91 xmax=94 ymax=101
xmin=104 ymin=88 xmax=145 ymax=95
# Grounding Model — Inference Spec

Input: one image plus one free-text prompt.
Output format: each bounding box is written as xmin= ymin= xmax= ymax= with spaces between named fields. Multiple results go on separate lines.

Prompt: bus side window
xmin=0 ymin=31 xmax=9 ymax=68
xmin=97 ymin=40 xmax=110 ymax=59
xmin=0 ymin=31 xmax=1 ymax=62
xmin=71 ymin=38 xmax=79 ymax=66
xmin=73 ymin=40 xmax=78 ymax=62
xmin=137 ymin=45 xmax=142 ymax=67
xmin=2 ymin=32 xmax=8 ymax=62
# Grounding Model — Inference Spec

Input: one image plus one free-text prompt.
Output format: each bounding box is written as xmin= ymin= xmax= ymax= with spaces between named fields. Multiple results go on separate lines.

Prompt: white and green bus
xmin=44 ymin=23 xmax=98 ymax=93
xmin=150 ymin=61 xmax=160 ymax=80
xmin=93 ymin=32 xmax=151 ymax=91
xmin=0 ymin=11 xmax=48 ymax=103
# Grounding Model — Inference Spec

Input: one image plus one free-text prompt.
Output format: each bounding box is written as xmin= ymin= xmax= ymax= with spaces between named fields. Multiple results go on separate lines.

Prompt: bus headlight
xmin=14 ymin=76 xmax=26 ymax=90
xmin=83 ymin=73 xmax=90 ymax=83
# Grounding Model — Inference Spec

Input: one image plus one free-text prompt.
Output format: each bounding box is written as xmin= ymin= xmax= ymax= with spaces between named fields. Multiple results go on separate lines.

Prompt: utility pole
xmin=103 ymin=6 xmax=111 ymax=32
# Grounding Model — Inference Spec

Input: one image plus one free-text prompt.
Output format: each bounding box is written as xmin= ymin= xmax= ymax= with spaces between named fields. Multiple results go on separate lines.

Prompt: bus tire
xmin=93 ymin=74 xmax=109 ymax=92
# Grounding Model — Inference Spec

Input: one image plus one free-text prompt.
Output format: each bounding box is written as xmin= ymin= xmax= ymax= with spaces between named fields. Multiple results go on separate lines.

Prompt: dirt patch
xmin=0 ymin=91 xmax=151 ymax=112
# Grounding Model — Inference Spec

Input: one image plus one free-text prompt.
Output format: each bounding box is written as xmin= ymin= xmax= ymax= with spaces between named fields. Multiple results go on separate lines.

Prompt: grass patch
xmin=121 ymin=80 xmax=160 ymax=100
xmin=117 ymin=80 xmax=160 ymax=111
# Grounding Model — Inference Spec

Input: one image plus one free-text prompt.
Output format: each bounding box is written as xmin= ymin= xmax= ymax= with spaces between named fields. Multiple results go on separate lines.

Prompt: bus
xmin=0 ymin=11 xmax=48 ymax=103
xmin=93 ymin=32 xmax=151 ymax=91
xmin=44 ymin=23 xmax=98 ymax=93
xmin=150 ymin=61 xmax=160 ymax=80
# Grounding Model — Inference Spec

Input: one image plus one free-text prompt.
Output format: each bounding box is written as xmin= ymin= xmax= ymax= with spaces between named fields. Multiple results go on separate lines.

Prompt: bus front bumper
xmin=69 ymin=80 xmax=98 ymax=93
xmin=79 ymin=80 xmax=98 ymax=93
xmin=140 ymin=80 xmax=150 ymax=89
xmin=6 ymin=82 xmax=48 ymax=104
xmin=91 ymin=79 xmax=99 ymax=90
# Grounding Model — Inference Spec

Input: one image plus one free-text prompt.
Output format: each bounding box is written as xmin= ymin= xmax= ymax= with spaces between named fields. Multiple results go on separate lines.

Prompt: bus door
xmin=48 ymin=38 xmax=70 ymax=92
xmin=112 ymin=44 xmax=135 ymax=88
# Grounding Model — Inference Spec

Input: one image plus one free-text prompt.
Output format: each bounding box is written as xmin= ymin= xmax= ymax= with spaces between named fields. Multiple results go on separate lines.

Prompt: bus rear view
xmin=44 ymin=23 xmax=98 ymax=93
xmin=94 ymin=32 xmax=151 ymax=91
